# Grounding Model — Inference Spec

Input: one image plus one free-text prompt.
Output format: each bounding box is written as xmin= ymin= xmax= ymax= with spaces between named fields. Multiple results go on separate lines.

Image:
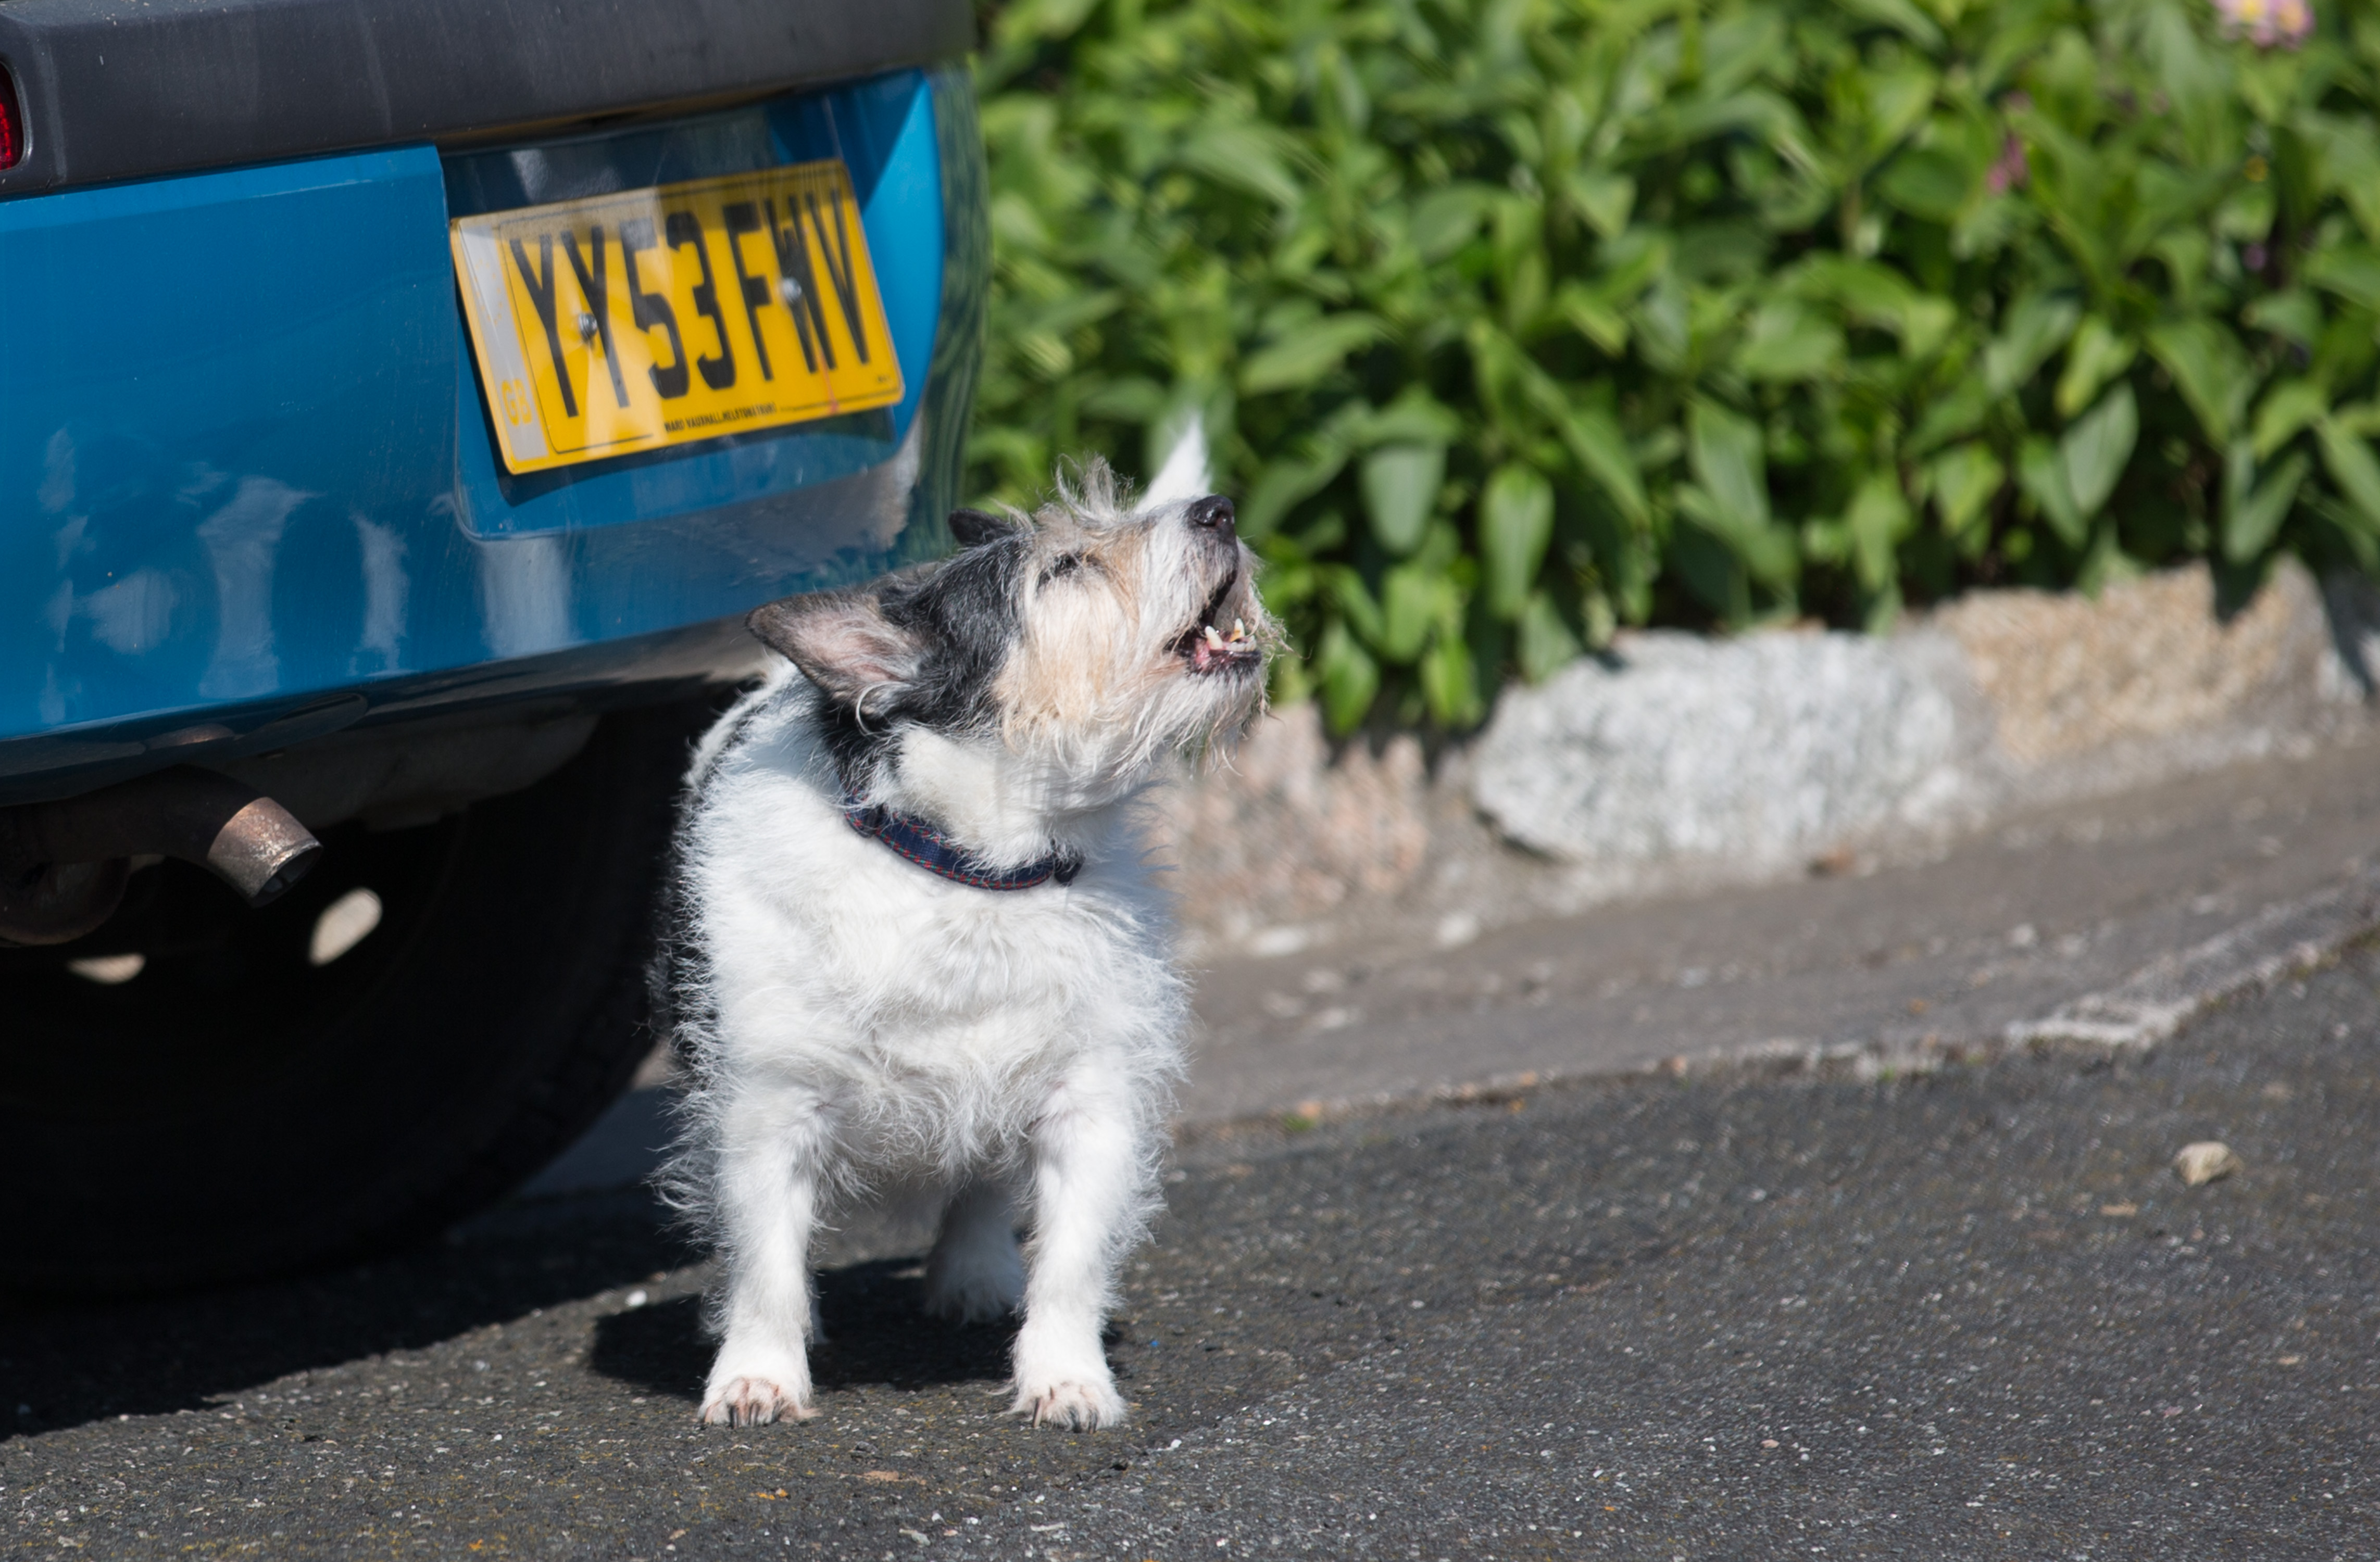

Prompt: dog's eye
xmin=1041 ymin=553 xmax=1084 ymax=585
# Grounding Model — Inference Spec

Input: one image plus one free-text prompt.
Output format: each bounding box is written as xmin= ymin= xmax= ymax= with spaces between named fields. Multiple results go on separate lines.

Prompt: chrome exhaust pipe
xmin=0 ymin=767 xmax=322 ymax=946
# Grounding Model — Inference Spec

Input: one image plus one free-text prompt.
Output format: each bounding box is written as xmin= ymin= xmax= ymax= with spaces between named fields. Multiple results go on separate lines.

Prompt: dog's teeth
xmin=1231 ymin=618 xmax=1247 ymax=642
xmin=1204 ymin=625 xmax=1226 ymax=649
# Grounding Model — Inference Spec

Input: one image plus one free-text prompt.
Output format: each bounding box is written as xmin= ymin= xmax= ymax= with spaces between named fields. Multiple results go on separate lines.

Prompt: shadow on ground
xmin=0 ymin=1182 xmax=1030 ymax=1442
xmin=0 ymin=1188 xmax=692 ymax=1439
xmin=585 ymin=1258 xmax=1019 ymax=1404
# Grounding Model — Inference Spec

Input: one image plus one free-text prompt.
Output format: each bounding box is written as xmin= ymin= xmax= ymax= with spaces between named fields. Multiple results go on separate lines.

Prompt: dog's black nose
xmin=1186 ymin=495 xmax=1236 ymax=536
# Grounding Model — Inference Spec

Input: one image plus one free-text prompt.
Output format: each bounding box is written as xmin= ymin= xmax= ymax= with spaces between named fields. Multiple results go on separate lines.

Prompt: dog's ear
xmin=747 ymin=590 xmax=924 ymax=705
xmin=949 ymin=508 xmax=1023 ymax=550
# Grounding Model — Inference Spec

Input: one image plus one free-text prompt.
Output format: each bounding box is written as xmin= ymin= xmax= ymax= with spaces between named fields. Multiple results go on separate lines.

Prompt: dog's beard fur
xmin=654 ymin=461 xmax=1274 ymax=1430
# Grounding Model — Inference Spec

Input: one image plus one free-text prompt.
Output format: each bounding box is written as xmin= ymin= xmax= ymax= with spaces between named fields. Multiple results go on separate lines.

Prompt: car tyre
xmin=0 ymin=703 xmax=702 ymax=1294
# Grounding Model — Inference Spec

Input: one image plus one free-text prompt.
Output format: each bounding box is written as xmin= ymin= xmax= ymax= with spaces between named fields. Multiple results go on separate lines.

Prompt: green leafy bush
xmin=970 ymin=0 xmax=2380 ymax=733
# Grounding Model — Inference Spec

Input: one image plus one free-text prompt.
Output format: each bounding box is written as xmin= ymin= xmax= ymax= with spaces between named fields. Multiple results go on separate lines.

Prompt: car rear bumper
xmin=0 ymin=65 xmax=985 ymax=805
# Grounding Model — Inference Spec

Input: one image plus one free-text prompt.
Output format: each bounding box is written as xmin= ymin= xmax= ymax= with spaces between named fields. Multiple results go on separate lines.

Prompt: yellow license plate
xmin=450 ymin=161 xmax=905 ymax=474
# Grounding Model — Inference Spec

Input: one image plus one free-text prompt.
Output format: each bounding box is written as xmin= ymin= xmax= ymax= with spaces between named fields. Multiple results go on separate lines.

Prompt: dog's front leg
xmin=701 ymin=1091 xmax=830 ymax=1426
xmin=1011 ymin=1069 xmax=1143 ymax=1430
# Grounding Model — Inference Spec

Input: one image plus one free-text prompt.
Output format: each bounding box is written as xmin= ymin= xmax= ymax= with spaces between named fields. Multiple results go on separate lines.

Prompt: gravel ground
xmin=7 ymin=945 xmax=2379 ymax=1558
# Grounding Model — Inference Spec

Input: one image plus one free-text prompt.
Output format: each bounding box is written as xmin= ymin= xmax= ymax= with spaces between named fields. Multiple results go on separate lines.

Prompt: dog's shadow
xmin=589 ymin=1256 xmax=1017 ymax=1402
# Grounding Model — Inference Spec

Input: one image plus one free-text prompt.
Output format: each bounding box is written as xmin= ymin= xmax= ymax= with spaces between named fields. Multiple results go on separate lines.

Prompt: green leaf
xmin=1480 ymin=464 xmax=1556 ymax=620
xmin=1517 ymin=591 xmax=1584 ymax=682
xmin=1360 ymin=443 xmax=1446 ymax=556
xmin=1907 ymin=378 xmax=1994 ymax=455
xmin=2252 ymin=380 xmax=2331 ymax=461
xmin=1735 ymin=299 xmax=1846 ymax=381
xmin=2301 ymin=245 xmax=2380 ymax=312
xmin=1674 ymin=488 xmax=1799 ymax=589
xmin=2017 ymin=435 xmax=2087 ymax=548
xmin=987 ymin=0 xmax=1101 ymax=48
xmin=1983 ymin=295 xmax=2081 ymax=398
xmin=1893 ymin=297 xmax=1959 ymax=361
xmin=1557 ymin=401 xmax=1650 ymax=524
xmin=1242 ymin=414 xmax=1361 ymax=539
xmin=1317 ymin=621 xmax=1379 ymax=735
xmin=2146 ymin=319 xmax=2254 ymax=445
xmin=1419 ymin=629 xmax=1482 ymax=727
xmin=1239 ymin=315 xmax=1387 ymax=396
xmin=1176 ymin=120 xmax=1301 ymax=208
xmin=1847 ymin=62 xmax=1943 ymax=170
xmin=2315 ymin=418 xmax=2380 ymax=535
xmin=2054 ymin=318 xmax=2137 ymax=420
xmin=1875 ymin=146 xmax=1972 ymax=223
xmin=1410 ymin=184 xmax=1500 ymax=262
xmin=1835 ymin=0 xmax=1946 ymax=48
xmin=1668 ymin=507 xmax=1752 ymax=622
xmin=1556 ymin=284 xmax=1631 ymax=355
xmin=1926 ymin=443 xmax=2006 ymax=539
xmin=2060 ymin=384 xmax=2138 ymax=519
xmin=1651 ymin=89 xmax=1820 ymax=172
xmin=2301 ymin=117 xmax=2380 ymax=245
xmin=1562 ymin=171 xmax=1636 ymax=240
xmin=1844 ymin=471 xmax=1913 ymax=593
xmin=1687 ymin=400 xmax=1771 ymax=535
xmin=1379 ymin=563 xmax=1445 ymax=662
xmin=1355 ymin=388 xmax=1463 ymax=449
xmin=2311 ymin=494 xmax=2380 ymax=572
xmin=2223 ymin=443 xmax=2309 ymax=562
xmin=1329 ymin=566 xmax=1385 ymax=648
xmin=2243 ymin=288 xmax=2323 ymax=346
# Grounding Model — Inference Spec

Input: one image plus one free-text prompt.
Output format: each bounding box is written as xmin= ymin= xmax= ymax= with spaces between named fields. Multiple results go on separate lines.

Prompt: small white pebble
xmin=2173 ymin=1142 xmax=2244 ymax=1187
xmin=625 ymin=1290 xmax=650 ymax=1308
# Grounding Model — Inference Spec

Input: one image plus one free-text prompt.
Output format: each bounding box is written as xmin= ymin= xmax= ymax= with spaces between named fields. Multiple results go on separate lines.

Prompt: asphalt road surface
xmin=7 ymin=931 xmax=2378 ymax=1558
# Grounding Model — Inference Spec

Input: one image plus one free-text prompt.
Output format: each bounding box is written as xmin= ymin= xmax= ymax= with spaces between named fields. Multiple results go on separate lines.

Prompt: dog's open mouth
xmin=1176 ymin=569 xmax=1262 ymax=676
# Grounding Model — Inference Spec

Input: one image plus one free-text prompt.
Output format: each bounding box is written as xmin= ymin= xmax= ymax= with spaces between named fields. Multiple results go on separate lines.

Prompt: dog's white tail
xmin=1141 ymin=413 xmax=1210 ymax=509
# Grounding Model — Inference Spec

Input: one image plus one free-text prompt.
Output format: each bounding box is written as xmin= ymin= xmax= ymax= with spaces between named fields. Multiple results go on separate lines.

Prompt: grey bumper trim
xmin=0 ymin=0 xmax=972 ymax=196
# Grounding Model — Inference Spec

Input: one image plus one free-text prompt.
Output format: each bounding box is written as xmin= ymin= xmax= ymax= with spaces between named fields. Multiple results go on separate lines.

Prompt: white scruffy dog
xmin=655 ymin=459 xmax=1273 ymax=1431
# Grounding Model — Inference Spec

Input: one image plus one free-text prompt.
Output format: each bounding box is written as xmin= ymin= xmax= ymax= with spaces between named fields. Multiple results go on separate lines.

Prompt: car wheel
xmin=0 ymin=703 xmax=701 ymax=1293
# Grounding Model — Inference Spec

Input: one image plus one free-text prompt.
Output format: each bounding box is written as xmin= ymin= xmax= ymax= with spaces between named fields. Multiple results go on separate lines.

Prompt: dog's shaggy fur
xmin=654 ymin=463 xmax=1274 ymax=1430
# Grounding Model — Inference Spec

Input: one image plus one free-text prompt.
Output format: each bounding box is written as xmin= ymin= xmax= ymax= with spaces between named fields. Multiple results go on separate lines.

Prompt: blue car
xmin=0 ymin=0 xmax=984 ymax=1290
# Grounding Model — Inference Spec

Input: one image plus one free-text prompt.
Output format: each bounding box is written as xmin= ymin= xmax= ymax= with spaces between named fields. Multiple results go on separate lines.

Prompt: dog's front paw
xmin=1009 ymin=1375 xmax=1128 ymax=1430
xmin=699 ymin=1375 xmax=816 ymax=1427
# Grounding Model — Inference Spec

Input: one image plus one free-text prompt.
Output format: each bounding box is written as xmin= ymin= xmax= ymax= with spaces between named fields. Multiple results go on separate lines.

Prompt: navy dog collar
xmin=841 ymin=796 xmax=1081 ymax=891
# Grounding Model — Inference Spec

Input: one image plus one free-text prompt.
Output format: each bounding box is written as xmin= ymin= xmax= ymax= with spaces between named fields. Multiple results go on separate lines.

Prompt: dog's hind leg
xmin=1010 ymin=1067 xmax=1142 ymax=1430
xmin=923 ymin=1179 xmax=1025 ymax=1324
xmin=700 ymin=1090 xmax=831 ymax=1427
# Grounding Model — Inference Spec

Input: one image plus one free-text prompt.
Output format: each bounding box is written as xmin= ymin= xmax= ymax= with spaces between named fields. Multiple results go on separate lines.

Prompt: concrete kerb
xmin=1178 ymin=864 xmax=2380 ymax=1147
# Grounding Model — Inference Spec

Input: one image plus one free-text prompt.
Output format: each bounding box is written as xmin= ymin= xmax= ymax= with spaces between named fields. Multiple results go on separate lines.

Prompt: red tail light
xmin=0 ymin=67 xmax=20 ymax=170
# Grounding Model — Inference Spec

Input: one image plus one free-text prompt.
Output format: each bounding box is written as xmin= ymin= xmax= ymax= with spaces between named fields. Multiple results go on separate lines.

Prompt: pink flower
xmin=2214 ymin=0 xmax=2313 ymax=49
xmin=1986 ymin=135 xmax=2028 ymax=195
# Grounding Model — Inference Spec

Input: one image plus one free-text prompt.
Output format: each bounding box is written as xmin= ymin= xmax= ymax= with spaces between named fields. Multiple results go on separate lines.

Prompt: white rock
xmin=1471 ymin=628 xmax=1964 ymax=868
xmin=2173 ymin=1141 xmax=2244 ymax=1187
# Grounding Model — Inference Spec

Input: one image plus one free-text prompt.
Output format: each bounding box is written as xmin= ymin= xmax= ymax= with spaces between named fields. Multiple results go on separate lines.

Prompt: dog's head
xmin=750 ymin=461 xmax=1277 ymax=814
